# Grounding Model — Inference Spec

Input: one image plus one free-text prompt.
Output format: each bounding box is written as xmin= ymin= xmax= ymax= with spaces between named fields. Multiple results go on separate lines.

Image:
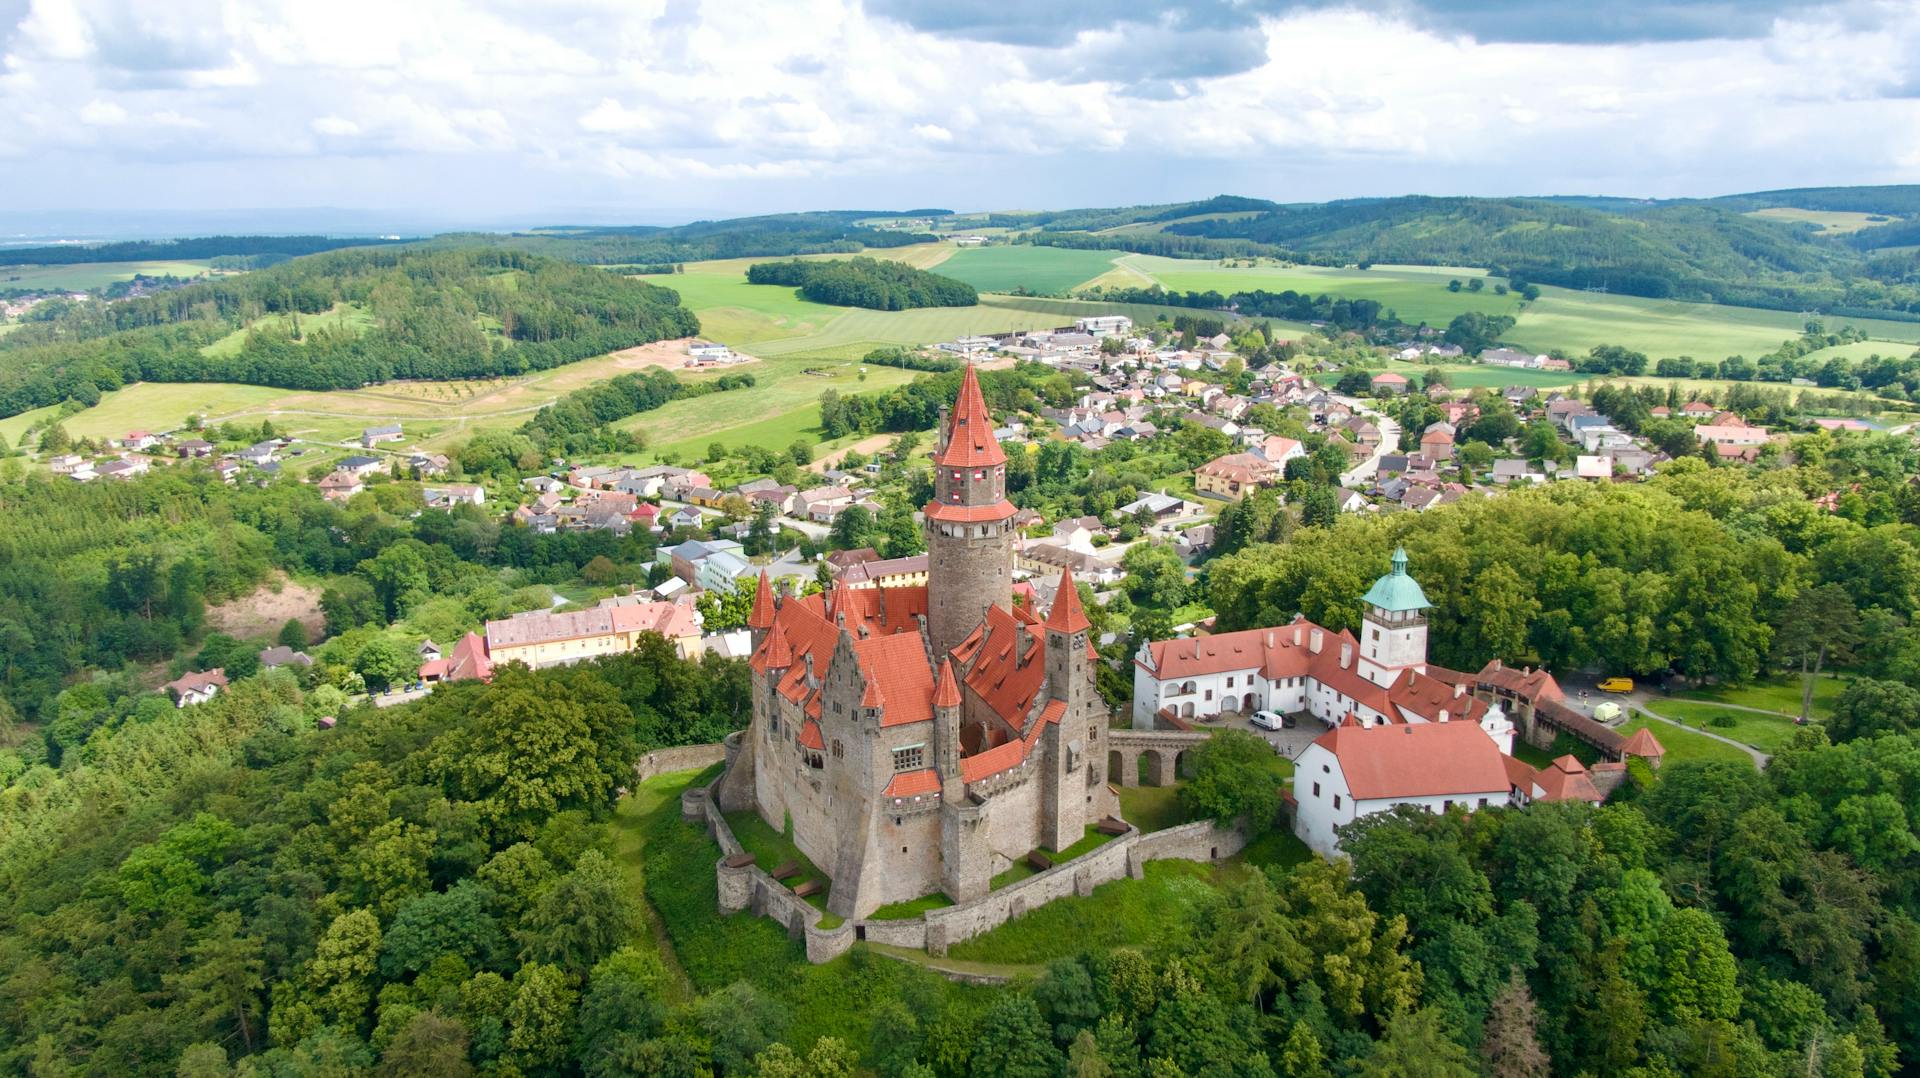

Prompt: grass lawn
xmin=935 ymin=246 xmax=1122 ymax=294
xmin=867 ymin=892 xmax=957 ymax=920
xmin=1672 ymin=673 xmax=1849 ymax=718
xmin=1116 ymin=784 xmax=1188 ymax=833
xmin=990 ymin=826 xmax=1121 ymax=890
xmin=723 ymin=808 xmax=838 ymax=925
xmin=949 ymin=859 xmax=1223 ymax=965
xmin=1124 ymin=255 xmax=1522 ymax=327
xmin=1618 ymin=714 xmax=1756 ymax=768
xmin=1237 ymin=829 xmax=1312 ymax=870
xmin=1642 ymin=700 xmax=1806 ymax=753
xmin=631 ymin=768 xmax=990 ymax=1047
xmin=0 ymin=259 xmax=217 ymax=291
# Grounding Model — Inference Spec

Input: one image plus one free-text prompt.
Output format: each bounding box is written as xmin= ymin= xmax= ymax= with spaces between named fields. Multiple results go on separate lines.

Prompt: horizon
xmin=3 ymin=0 xmax=1917 ymax=233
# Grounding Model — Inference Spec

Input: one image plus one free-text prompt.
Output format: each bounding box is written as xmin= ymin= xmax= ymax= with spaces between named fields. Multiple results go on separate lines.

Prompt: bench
xmin=1096 ymin=816 xmax=1130 ymax=836
xmin=1025 ymin=851 xmax=1054 ymax=872
xmin=722 ymin=852 xmax=756 ymax=869
xmin=792 ymin=879 xmax=824 ymax=899
xmin=771 ymin=860 xmax=801 ymax=881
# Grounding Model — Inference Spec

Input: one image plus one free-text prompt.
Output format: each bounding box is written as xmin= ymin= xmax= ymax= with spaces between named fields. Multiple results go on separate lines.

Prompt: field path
xmin=1631 ymin=704 xmax=1772 ymax=768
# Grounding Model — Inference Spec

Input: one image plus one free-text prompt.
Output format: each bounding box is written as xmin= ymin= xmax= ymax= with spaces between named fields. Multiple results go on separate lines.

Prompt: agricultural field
xmin=0 ymin=258 xmax=217 ymax=291
xmin=933 ymin=245 xmax=1121 ymax=294
xmin=1503 ymin=286 xmax=1920 ymax=359
xmin=1744 ymin=207 xmax=1892 ymax=234
xmin=1123 ymin=254 xmax=1525 ymax=326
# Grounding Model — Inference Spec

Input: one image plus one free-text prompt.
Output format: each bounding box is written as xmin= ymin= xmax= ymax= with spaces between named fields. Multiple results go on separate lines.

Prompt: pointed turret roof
xmin=752 ymin=623 xmax=794 ymax=673
xmin=934 ymin=364 xmax=1006 ymax=468
xmin=1619 ymin=727 xmax=1666 ymax=759
xmin=748 ymin=570 xmax=776 ymax=630
xmin=1044 ymin=567 xmax=1090 ymax=634
xmin=933 ymin=657 xmax=961 ymax=709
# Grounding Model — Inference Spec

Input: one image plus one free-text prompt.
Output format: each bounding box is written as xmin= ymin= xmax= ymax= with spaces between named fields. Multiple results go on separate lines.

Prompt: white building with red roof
xmin=731 ymin=366 xmax=1115 ymax=919
xmin=1293 ymin=720 xmax=1513 ymax=854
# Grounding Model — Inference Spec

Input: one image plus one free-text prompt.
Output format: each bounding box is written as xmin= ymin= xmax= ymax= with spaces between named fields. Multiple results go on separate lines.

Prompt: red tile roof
xmin=748 ymin=571 xmax=776 ymax=630
xmin=421 ymin=631 xmax=493 ymax=683
xmin=923 ymin=499 xmax=1018 ymax=523
xmin=163 ymin=668 xmax=228 ymax=696
xmin=933 ymin=656 xmax=961 ymax=709
xmin=853 ymin=632 xmax=937 ymax=728
xmin=1530 ymin=755 xmax=1605 ymax=803
xmin=1315 ymin=721 xmax=1511 ymax=801
xmin=883 ymin=769 xmax=942 ymax=798
xmin=934 ymin=364 xmax=1005 ymax=468
xmin=798 ymin=718 xmax=825 ymax=750
xmin=959 ymin=604 xmax=1047 ymax=731
xmin=1619 ymin=727 xmax=1666 ymax=759
xmin=1043 ymin=568 xmax=1090 ymax=634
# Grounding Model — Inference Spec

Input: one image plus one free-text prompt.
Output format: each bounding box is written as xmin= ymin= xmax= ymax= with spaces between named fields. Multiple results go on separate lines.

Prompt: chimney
xmin=1339 ymin=641 xmax=1352 ymax=667
xmin=1265 ymin=631 xmax=1274 ymax=648
xmin=1309 ymin=628 xmax=1323 ymax=654
xmin=1439 ymin=708 xmax=1450 ymax=723
xmin=1293 ymin=626 xmax=1302 ymax=647
xmin=803 ymin=653 xmax=816 ymax=686
xmin=1016 ymin=623 xmax=1032 ymax=661
xmin=1454 ymin=682 xmax=1467 ymax=699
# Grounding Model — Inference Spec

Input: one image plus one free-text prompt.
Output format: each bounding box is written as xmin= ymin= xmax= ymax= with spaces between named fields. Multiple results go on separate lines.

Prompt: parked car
xmin=1251 ymin=709 xmax=1284 ymax=731
xmin=1597 ymin=677 xmax=1634 ymax=693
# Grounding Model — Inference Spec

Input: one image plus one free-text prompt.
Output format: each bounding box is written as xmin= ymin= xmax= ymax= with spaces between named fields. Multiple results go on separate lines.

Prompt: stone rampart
xmin=635 ymin=741 xmax=728 ymax=783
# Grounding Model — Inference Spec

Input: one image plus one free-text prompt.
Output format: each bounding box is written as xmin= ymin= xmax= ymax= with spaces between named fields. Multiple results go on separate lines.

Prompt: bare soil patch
xmin=809 ymin=433 xmax=896 ymax=473
xmin=608 ymin=337 xmax=761 ymax=372
xmin=207 ymin=573 xmax=327 ymax=643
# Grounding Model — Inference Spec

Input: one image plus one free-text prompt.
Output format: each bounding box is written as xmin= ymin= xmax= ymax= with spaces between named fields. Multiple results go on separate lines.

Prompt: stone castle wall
xmin=635 ymin=742 xmax=728 ymax=783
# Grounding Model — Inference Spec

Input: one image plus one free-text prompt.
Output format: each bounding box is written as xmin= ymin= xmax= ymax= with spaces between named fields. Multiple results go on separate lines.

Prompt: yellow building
xmin=1194 ymin=452 xmax=1277 ymax=501
xmin=483 ymin=599 xmax=703 ymax=668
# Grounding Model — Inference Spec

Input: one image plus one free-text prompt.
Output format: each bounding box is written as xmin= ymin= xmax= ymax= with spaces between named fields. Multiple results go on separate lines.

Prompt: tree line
xmin=746 ymin=258 xmax=977 ymax=310
xmin=515 ymin=369 xmax=756 ymax=457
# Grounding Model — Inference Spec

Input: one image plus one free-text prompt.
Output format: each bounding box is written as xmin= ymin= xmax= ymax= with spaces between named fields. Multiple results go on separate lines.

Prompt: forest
xmin=431 ymin=212 xmax=939 ymax=267
xmin=745 ymin=258 xmax=977 ymax=310
xmin=513 ymin=369 xmax=758 ymax=458
xmin=0 ymin=235 xmax=407 ymax=267
xmin=0 ymin=248 xmax=700 ymax=418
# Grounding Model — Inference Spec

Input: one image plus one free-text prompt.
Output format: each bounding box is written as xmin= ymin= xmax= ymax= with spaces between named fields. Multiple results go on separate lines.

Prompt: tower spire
xmin=748 ymin=570 xmax=776 ymax=631
xmin=934 ymin=364 xmax=1005 ymax=468
xmin=1044 ymin=567 xmax=1090 ymax=634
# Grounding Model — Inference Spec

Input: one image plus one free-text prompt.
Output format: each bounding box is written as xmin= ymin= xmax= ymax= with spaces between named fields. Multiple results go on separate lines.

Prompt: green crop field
xmin=1504 ymin=287 xmax=1920 ymax=359
xmin=1123 ymin=254 xmax=1524 ymax=326
xmin=934 ymin=246 xmax=1121 ymax=294
xmin=0 ymin=259 xmax=218 ymax=291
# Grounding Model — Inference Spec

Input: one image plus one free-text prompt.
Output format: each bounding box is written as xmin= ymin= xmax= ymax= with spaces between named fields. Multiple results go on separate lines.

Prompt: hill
xmin=429 ymin=210 xmax=945 ymax=266
xmin=0 ymin=234 xmax=408 ymax=270
xmin=0 ymin=248 xmax=699 ymax=418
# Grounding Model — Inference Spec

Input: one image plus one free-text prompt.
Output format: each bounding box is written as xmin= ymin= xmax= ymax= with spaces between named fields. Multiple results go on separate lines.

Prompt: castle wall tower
xmin=1357 ymin=546 xmax=1431 ymax=688
xmin=924 ymin=364 xmax=1016 ymax=659
xmin=1039 ymin=568 xmax=1102 ymax=850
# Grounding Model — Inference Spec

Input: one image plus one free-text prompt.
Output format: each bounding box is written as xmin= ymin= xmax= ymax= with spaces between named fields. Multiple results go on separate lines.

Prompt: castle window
xmin=1312 ymin=782 xmax=1321 ymax=797
xmin=1333 ymin=794 xmax=1342 ymax=810
xmin=892 ymin=744 xmax=925 ymax=771
xmin=832 ymin=740 xmax=844 ymax=759
xmin=974 ymin=470 xmax=984 ymax=480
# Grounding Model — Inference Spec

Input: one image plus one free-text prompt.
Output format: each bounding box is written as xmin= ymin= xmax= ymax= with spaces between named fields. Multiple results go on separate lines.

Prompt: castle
xmin=728 ymin=366 xmax=1116 ymax=919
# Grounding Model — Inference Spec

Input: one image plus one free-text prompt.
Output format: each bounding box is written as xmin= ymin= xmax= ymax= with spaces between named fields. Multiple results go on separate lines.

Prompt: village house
xmin=317 ymin=472 xmax=363 ymax=501
xmin=1195 ymin=452 xmax=1277 ymax=501
xmin=1371 ymin=371 xmax=1410 ymax=395
xmin=424 ymin=483 xmax=486 ymax=508
xmin=336 ymin=454 xmax=386 ymax=478
xmin=361 ymin=423 xmax=404 ymax=448
xmin=176 ymin=439 xmax=214 ymax=458
xmin=485 ymin=596 xmax=703 ymax=667
xmin=163 ymin=669 xmax=228 ymax=708
xmin=258 ymin=645 xmax=313 ymax=670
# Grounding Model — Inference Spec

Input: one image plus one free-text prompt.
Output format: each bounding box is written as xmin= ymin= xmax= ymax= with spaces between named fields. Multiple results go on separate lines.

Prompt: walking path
xmin=864 ymin=943 xmax=1040 ymax=985
xmin=1630 ymin=703 xmax=1772 ymax=768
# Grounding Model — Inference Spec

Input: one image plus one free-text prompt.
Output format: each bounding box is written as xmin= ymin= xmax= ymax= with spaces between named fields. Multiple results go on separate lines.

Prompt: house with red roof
xmin=735 ymin=365 xmax=1115 ymax=919
xmin=1371 ymin=371 xmax=1410 ymax=394
xmin=163 ymin=669 xmax=228 ymax=708
xmin=1293 ymin=720 xmax=1513 ymax=854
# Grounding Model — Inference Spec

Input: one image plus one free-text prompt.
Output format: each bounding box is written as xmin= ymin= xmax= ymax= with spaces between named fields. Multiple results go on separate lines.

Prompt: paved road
xmin=1553 ymin=671 xmax=1777 ymax=768
xmin=1334 ymin=395 xmax=1400 ymax=489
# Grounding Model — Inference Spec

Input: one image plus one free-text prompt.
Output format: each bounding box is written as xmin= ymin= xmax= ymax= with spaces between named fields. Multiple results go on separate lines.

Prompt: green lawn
xmin=949 ymin=859 xmax=1223 ymax=965
xmin=1642 ymin=700 xmax=1806 ymax=753
xmin=0 ymin=259 xmax=217 ymax=291
xmin=723 ymin=808 xmax=837 ymax=924
xmin=1672 ymin=673 xmax=1849 ymax=718
xmin=867 ymin=892 xmax=957 ymax=920
xmin=1618 ymin=714 xmax=1756 ymax=768
xmin=1116 ymin=785 xmax=1188 ymax=834
xmin=935 ymin=246 xmax=1122 ymax=294
xmin=1125 ymin=255 xmax=1522 ymax=327
xmin=990 ymin=826 xmax=1121 ymax=890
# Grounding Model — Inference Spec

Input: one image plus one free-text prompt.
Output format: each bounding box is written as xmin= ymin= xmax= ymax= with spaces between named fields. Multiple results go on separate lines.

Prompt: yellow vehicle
xmin=1597 ymin=677 xmax=1635 ymax=694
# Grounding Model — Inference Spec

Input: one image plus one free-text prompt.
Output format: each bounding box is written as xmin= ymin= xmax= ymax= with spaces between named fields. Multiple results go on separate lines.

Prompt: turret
xmin=1357 ymin=546 xmax=1431 ymax=688
xmin=924 ymin=364 xmax=1017 ymax=658
xmin=933 ymin=657 xmax=963 ymax=802
xmin=747 ymin=570 xmax=776 ymax=650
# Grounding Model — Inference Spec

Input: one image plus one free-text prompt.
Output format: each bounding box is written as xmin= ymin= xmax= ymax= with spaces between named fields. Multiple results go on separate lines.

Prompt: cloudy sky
xmin=1 ymin=0 xmax=1917 ymax=233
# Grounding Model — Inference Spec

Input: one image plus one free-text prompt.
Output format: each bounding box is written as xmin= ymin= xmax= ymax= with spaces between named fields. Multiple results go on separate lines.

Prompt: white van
xmin=1251 ymin=710 xmax=1284 ymax=731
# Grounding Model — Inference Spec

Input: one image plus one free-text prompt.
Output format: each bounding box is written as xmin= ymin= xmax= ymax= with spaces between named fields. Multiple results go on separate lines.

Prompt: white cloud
xmin=0 ymin=0 xmax=1914 ymax=215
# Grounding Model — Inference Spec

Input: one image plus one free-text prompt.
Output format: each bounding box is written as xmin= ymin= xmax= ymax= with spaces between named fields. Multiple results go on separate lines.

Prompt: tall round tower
xmin=924 ymin=364 xmax=1016 ymax=658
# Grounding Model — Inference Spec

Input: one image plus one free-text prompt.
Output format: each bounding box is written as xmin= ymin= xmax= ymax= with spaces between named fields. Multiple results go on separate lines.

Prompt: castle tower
xmin=1356 ymin=546 xmax=1430 ymax=688
xmin=1037 ymin=569 xmax=1103 ymax=848
xmin=747 ymin=570 xmax=776 ymax=650
xmin=924 ymin=364 xmax=1015 ymax=659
